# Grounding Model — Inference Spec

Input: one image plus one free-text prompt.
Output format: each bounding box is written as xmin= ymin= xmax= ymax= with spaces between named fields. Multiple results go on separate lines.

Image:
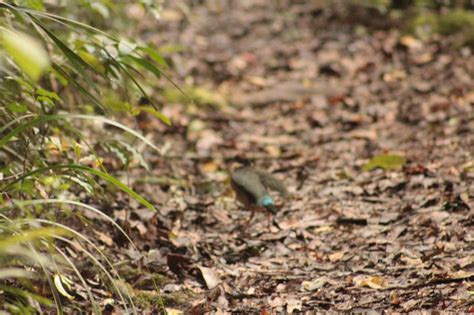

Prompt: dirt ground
xmin=90 ymin=1 xmax=473 ymax=313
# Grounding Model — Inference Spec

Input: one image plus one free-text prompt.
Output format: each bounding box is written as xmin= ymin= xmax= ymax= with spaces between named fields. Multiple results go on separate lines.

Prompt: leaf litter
xmin=68 ymin=1 xmax=474 ymax=313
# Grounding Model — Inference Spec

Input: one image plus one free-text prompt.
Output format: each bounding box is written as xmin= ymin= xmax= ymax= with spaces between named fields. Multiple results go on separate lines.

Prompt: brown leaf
xmin=93 ymin=231 xmax=113 ymax=247
xmin=167 ymin=253 xmax=192 ymax=277
xmin=328 ymin=251 xmax=345 ymax=262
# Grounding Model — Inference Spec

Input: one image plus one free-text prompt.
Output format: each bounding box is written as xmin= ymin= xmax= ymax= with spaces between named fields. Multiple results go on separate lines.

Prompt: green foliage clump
xmin=163 ymin=86 xmax=228 ymax=109
xmin=134 ymin=289 xmax=194 ymax=310
xmin=0 ymin=0 xmax=172 ymax=313
xmin=409 ymin=9 xmax=474 ymax=46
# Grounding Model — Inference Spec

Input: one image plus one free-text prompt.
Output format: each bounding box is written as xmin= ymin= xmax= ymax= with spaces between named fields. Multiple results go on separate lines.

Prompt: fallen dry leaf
xmin=198 ymin=266 xmax=220 ymax=289
xmin=353 ymin=275 xmax=388 ymax=289
xmin=301 ymin=278 xmax=327 ymax=291
xmin=328 ymin=251 xmax=345 ymax=262
xmin=93 ymin=230 xmax=113 ymax=247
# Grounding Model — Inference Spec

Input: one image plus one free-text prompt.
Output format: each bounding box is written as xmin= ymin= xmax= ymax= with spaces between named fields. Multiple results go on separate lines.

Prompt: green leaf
xmin=36 ymin=96 xmax=55 ymax=107
xmin=36 ymin=87 xmax=61 ymax=107
xmin=122 ymin=142 xmax=149 ymax=171
xmin=108 ymin=140 xmax=150 ymax=170
xmin=30 ymin=16 xmax=102 ymax=93
xmin=77 ymin=50 xmax=106 ymax=74
xmin=13 ymin=178 xmax=36 ymax=195
xmin=6 ymin=102 xmax=28 ymax=113
xmin=104 ymin=141 xmax=130 ymax=166
xmin=105 ymin=54 xmax=154 ymax=107
xmin=163 ymin=86 xmax=227 ymax=108
xmin=0 ymin=268 xmax=34 ymax=279
xmin=102 ymin=93 xmax=132 ymax=113
xmin=72 ymin=141 xmax=82 ymax=161
xmin=64 ymin=175 xmax=93 ymax=193
xmin=363 ymin=154 xmax=406 ymax=172
xmin=1 ymin=78 xmax=23 ymax=97
xmin=0 ymin=285 xmax=53 ymax=306
xmin=138 ymin=46 xmax=168 ymax=67
xmin=20 ymin=6 xmax=113 ymax=38
xmin=1 ymin=29 xmax=50 ymax=81
xmin=136 ymin=105 xmax=172 ymax=126
xmin=36 ymin=88 xmax=61 ymax=101
xmin=0 ymin=115 xmax=57 ymax=149
xmin=52 ymin=64 xmax=103 ymax=109
xmin=0 ymin=227 xmax=70 ymax=250
xmin=118 ymin=40 xmax=137 ymax=56
xmin=90 ymin=2 xmax=110 ymax=19
xmin=122 ymin=55 xmax=162 ymax=79
xmin=51 ymin=67 xmax=69 ymax=85
xmin=23 ymin=0 xmax=45 ymax=11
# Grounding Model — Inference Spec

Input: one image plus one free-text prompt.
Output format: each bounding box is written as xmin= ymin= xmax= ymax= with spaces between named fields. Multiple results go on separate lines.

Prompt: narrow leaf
xmin=5 ymin=164 xmax=156 ymax=211
xmin=136 ymin=106 xmax=171 ymax=126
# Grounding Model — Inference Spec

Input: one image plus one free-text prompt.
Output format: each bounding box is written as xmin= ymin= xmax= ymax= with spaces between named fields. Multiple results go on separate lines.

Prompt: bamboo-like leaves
xmin=0 ymin=227 xmax=70 ymax=250
xmin=5 ymin=164 xmax=156 ymax=211
xmin=0 ymin=2 xmax=169 ymax=312
xmin=0 ymin=114 xmax=159 ymax=152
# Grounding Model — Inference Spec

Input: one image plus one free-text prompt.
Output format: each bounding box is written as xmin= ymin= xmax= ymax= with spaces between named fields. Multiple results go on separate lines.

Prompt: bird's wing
xmin=231 ymin=167 xmax=267 ymax=201
xmin=255 ymin=170 xmax=288 ymax=197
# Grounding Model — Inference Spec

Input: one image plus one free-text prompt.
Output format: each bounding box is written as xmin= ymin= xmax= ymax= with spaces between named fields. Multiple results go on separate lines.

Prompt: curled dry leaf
xmin=390 ymin=291 xmax=402 ymax=305
xmin=328 ymin=251 xmax=345 ymax=262
xmin=353 ymin=275 xmax=388 ymax=289
xmin=198 ymin=266 xmax=221 ymax=289
xmin=93 ymin=230 xmax=113 ymax=247
xmin=400 ymin=255 xmax=423 ymax=266
xmin=301 ymin=277 xmax=328 ymax=291
xmin=166 ymin=309 xmax=184 ymax=315
xmin=287 ymin=298 xmax=302 ymax=313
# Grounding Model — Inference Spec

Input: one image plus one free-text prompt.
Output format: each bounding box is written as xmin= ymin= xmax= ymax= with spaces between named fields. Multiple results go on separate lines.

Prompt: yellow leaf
xmin=201 ymin=160 xmax=218 ymax=173
xmin=354 ymin=275 xmax=388 ymax=289
xmin=53 ymin=274 xmax=75 ymax=300
xmin=328 ymin=251 xmax=345 ymax=262
xmin=2 ymin=29 xmax=50 ymax=81
xmin=136 ymin=105 xmax=172 ymax=126
xmin=78 ymin=51 xmax=105 ymax=74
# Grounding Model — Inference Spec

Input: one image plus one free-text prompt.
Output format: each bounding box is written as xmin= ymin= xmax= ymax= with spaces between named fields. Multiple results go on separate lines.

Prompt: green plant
xmin=408 ymin=7 xmax=474 ymax=46
xmin=0 ymin=0 xmax=170 ymax=312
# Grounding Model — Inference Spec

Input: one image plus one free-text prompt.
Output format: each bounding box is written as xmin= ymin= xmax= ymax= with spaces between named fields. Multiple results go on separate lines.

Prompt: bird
xmin=230 ymin=160 xmax=288 ymax=227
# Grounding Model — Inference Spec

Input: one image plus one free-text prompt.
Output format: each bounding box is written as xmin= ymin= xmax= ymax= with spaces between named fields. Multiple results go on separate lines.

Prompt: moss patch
xmin=134 ymin=289 xmax=195 ymax=310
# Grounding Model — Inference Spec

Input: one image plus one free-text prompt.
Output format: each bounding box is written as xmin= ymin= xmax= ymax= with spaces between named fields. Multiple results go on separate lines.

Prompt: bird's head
xmin=230 ymin=155 xmax=252 ymax=169
xmin=260 ymin=195 xmax=274 ymax=207
xmin=259 ymin=195 xmax=277 ymax=214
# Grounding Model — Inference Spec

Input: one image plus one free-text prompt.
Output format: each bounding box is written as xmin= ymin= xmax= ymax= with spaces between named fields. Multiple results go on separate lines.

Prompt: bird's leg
xmin=269 ymin=212 xmax=282 ymax=231
xmin=266 ymin=213 xmax=281 ymax=230
xmin=244 ymin=208 xmax=256 ymax=227
xmin=234 ymin=208 xmax=255 ymax=236
xmin=266 ymin=212 xmax=272 ymax=229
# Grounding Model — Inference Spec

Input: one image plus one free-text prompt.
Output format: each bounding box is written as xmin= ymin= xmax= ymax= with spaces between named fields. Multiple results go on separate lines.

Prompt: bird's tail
xmin=259 ymin=195 xmax=277 ymax=214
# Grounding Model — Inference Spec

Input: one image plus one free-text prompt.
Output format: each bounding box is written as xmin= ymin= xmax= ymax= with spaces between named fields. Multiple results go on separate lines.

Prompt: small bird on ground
xmin=230 ymin=159 xmax=288 ymax=227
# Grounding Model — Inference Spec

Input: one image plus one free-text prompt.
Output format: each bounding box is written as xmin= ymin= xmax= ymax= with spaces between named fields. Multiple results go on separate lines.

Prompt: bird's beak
xmin=230 ymin=161 xmax=244 ymax=169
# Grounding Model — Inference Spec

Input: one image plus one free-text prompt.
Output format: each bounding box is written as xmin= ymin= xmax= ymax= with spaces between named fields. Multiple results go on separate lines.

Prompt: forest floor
xmin=83 ymin=1 xmax=473 ymax=313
